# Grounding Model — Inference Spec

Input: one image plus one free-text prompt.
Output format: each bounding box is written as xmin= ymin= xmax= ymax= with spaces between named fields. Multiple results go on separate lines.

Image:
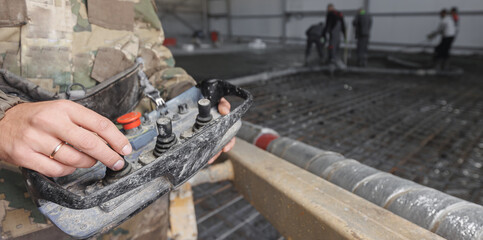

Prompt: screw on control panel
xmin=103 ymin=158 xmax=133 ymax=185
xmin=153 ymin=117 xmax=177 ymax=157
xmin=178 ymin=103 xmax=188 ymax=114
xmin=193 ymin=98 xmax=213 ymax=131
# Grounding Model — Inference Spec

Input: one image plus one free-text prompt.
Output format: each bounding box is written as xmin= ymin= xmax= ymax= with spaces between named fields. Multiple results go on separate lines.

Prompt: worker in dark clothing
xmin=428 ymin=9 xmax=456 ymax=70
xmin=451 ymin=7 xmax=459 ymax=26
xmin=352 ymin=8 xmax=372 ymax=67
xmin=304 ymin=22 xmax=325 ymax=65
xmin=322 ymin=4 xmax=346 ymax=64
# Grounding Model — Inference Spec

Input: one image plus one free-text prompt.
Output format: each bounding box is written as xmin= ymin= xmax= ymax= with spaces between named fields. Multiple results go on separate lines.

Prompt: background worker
xmin=0 ymin=0 xmax=233 ymax=239
xmin=304 ymin=22 xmax=325 ymax=65
xmin=427 ymin=9 xmax=456 ymax=70
xmin=322 ymin=3 xmax=346 ymax=65
xmin=450 ymin=7 xmax=459 ymax=37
xmin=352 ymin=8 xmax=372 ymax=67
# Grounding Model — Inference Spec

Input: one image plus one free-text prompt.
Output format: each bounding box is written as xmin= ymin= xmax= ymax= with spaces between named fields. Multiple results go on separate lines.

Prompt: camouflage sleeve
xmin=149 ymin=67 xmax=196 ymax=101
xmin=137 ymin=41 xmax=196 ymax=101
xmin=132 ymin=0 xmax=197 ymax=101
xmin=136 ymin=40 xmax=197 ymax=101
xmin=0 ymin=90 xmax=25 ymax=121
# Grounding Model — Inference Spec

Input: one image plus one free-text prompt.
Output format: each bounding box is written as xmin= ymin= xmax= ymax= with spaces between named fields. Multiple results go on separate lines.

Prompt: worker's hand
xmin=0 ymin=100 xmax=132 ymax=177
xmin=207 ymin=97 xmax=235 ymax=164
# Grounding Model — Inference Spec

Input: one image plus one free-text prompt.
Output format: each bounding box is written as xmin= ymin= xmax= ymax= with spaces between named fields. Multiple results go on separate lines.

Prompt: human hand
xmin=207 ymin=98 xmax=236 ymax=164
xmin=0 ymin=100 xmax=132 ymax=177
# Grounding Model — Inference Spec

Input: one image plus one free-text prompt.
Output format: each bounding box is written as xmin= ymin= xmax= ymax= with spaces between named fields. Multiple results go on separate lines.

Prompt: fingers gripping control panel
xmin=21 ymin=80 xmax=253 ymax=239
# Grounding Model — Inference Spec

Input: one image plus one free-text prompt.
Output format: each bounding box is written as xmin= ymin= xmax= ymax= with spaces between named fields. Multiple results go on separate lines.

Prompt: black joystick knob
xmin=153 ymin=117 xmax=177 ymax=157
xmin=157 ymin=117 xmax=173 ymax=138
xmin=194 ymin=99 xmax=213 ymax=131
xmin=103 ymin=159 xmax=133 ymax=185
xmin=197 ymin=99 xmax=212 ymax=120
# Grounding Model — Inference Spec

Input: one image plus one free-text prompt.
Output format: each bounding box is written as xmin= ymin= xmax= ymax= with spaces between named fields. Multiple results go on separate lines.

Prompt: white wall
xmin=287 ymin=0 xmax=361 ymax=12
xmin=369 ymin=0 xmax=483 ymax=50
xmin=155 ymin=0 xmax=205 ymax=37
xmin=206 ymin=0 xmax=483 ymax=53
xmin=231 ymin=0 xmax=282 ymax=15
xmin=369 ymin=0 xmax=483 ymax=13
xmin=153 ymin=0 xmax=483 ymax=52
xmin=160 ymin=13 xmax=204 ymax=37
xmin=208 ymin=0 xmax=229 ymax=35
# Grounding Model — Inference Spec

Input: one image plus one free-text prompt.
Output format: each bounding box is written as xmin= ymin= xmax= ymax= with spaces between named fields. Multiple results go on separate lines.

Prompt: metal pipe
xmin=363 ymin=0 xmax=370 ymax=11
xmin=209 ymin=13 xmax=284 ymax=19
xmin=281 ymin=0 xmax=287 ymax=44
xmin=343 ymin=66 xmax=464 ymax=76
xmin=170 ymin=12 xmax=197 ymax=31
xmin=224 ymin=34 xmax=483 ymax=52
xmin=226 ymin=64 xmax=462 ymax=88
xmin=208 ymin=10 xmax=483 ymax=18
xmin=201 ymin=0 xmax=209 ymax=35
xmin=226 ymin=0 xmax=232 ymax=39
xmin=236 ymin=121 xmax=279 ymax=149
xmin=369 ymin=10 xmax=483 ymax=17
xmin=237 ymin=122 xmax=483 ymax=240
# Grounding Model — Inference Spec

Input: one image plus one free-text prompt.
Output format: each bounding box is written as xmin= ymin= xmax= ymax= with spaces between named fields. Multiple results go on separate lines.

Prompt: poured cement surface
xmin=174 ymin=44 xmax=304 ymax=81
xmin=174 ymin=44 xmax=483 ymax=239
xmin=239 ymin=71 xmax=482 ymax=203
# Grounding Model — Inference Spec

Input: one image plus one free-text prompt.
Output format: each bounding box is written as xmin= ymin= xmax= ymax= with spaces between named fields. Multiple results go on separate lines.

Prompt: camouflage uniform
xmin=0 ymin=0 xmax=196 ymax=239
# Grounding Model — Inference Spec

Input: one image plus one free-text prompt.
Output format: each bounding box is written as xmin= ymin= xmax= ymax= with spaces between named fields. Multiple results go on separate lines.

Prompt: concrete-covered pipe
xmin=237 ymin=122 xmax=483 ymax=240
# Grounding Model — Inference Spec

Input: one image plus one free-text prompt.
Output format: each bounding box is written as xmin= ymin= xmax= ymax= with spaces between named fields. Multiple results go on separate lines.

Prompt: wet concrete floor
xmin=174 ymin=44 xmax=483 ymax=240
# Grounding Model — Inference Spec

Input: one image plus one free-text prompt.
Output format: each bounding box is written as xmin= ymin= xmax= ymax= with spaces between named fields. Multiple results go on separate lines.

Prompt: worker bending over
xmin=304 ymin=22 xmax=325 ymax=65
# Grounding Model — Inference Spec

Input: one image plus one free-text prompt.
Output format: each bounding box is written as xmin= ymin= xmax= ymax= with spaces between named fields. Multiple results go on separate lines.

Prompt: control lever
xmin=153 ymin=117 xmax=178 ymax=157
xmin=137 ymin=58 xmax=166 ymax=109
xmin=194 ymin=98 xmax=213 ymax=131
xmin=103 ymin=159 xmax=132 ymax=185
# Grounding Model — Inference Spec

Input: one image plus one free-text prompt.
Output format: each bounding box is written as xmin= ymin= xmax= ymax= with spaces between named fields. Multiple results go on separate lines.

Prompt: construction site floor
xmin=174 ymin=44 xmax=483 ymax=240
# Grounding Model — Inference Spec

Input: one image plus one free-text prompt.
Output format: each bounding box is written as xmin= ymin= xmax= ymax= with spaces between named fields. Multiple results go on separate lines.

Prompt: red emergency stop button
xmin=117 ymin=112 xmax=141 ymax=130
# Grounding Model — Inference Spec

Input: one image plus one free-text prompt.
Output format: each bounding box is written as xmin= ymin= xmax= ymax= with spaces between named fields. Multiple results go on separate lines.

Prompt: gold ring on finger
xmin=49 ymin=142 xmax=66 ymax=159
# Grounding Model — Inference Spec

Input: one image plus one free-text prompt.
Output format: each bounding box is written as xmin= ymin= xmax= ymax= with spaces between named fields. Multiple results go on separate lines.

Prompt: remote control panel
xmin=21 ymin=79 xmax=252 ymax=239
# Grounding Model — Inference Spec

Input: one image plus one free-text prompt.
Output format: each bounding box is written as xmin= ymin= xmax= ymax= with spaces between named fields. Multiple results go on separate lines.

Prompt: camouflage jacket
xmin=0 ymin=0 xmax=195 ymax=239
xmin=0 ymin=0 xmax=195 ymax=120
